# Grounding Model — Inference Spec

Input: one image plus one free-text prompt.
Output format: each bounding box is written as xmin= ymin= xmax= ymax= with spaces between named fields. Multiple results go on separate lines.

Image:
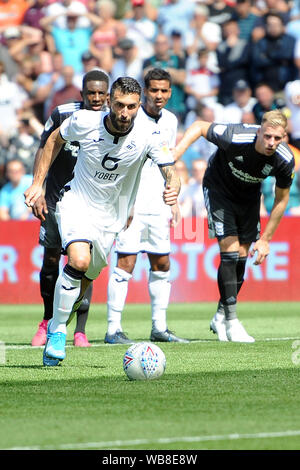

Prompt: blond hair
xmin=261 ymin=109 xmax=287 ymax=131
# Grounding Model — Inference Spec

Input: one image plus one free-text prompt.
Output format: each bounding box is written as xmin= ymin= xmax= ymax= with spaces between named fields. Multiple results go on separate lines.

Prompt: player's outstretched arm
xmin=250 ymin=186 xmax=290 ymax=265
xmin=160 ymin=164 xmax=181 ymax=206
xmin=172 ymin=120 xmax=211 ymax=161
xmin=24 ymin=128 xmax=65 ymax=208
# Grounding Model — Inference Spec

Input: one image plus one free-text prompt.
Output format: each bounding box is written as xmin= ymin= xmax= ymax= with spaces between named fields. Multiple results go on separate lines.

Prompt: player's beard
xmin=109 ymin=110 xmax=136 ymax=134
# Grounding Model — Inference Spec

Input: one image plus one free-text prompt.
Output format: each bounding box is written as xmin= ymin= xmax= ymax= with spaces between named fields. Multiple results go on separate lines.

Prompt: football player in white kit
xmin=105 ymin=68 xmax=189 ymax=344
xmin=24 ymin=77 xmax=181 ymax=365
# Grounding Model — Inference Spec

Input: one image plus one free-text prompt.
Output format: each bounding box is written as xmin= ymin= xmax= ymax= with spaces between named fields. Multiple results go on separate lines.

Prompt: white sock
xmin=107 ymin=267 xmax=132 ymax=335
xmin=215 ymin=312 xmax=225 ymax=322
xmin=148 ymin=270 xmax=171 ymax=332
xmin=50 ymin=270 xmax=81 ymax=334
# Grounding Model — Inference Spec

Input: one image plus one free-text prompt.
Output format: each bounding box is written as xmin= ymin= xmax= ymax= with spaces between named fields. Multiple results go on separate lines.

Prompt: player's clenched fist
xmin=163 ymin=184 xmax=178 ymax=206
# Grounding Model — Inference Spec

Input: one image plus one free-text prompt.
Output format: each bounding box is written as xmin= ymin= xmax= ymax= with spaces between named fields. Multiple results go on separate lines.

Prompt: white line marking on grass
xmin=5 ymin=336 xmax=300 ymax=350
xmin=6 ymin=429 xmax=300 ymax=450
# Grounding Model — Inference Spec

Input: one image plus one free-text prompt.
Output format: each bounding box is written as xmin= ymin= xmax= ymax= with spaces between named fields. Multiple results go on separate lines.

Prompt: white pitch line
xmin=4 ymin=336 xmax=300 ymax=350
xmin=5 ymin=429 xmax=300 ymax=450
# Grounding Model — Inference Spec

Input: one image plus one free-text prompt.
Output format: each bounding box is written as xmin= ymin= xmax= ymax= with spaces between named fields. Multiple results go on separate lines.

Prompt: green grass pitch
xmin=0 ymin=302 xmax=300 ymax=451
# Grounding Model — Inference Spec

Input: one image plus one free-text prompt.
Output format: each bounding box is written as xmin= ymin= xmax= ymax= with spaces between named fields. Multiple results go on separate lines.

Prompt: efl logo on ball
xmin=123 ymin=342 xmax=166 ymax=381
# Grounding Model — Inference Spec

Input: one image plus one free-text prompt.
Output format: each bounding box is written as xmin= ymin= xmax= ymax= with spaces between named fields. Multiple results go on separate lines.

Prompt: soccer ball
xmin=123 ymin=342 xmax=166 ymax=381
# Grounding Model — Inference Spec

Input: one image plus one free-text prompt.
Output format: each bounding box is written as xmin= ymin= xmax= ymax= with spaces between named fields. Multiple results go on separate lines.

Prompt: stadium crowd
xmin=1 ymin=0 xmax=300 ymax=219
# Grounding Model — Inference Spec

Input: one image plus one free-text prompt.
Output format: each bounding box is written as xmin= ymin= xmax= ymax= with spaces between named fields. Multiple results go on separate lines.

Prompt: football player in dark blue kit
xmin=31 ymin=69 xmax=109 ymax=347
xmin=173 ymin=110 xmax=294 ymax=343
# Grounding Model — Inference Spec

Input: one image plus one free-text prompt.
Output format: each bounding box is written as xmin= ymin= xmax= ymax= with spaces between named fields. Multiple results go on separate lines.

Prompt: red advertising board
xmin=0 ymin=217 xmax=300 ymax=304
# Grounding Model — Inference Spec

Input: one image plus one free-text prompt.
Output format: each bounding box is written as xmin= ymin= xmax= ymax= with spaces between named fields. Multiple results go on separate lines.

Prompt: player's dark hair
xmin=110 ymin=77 xmax=141 ymax=98
xmin=144 ymin=68 xmax=172 ymax=88
xmin=82 ymin=69 xmax=109 ymax=90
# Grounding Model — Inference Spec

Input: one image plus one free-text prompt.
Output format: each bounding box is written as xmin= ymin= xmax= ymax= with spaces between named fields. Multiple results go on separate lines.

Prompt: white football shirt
xmin=59 ymin=109 xmax=174 ymax=232
xmin=133 ymin=106 xmax=178 ymax=216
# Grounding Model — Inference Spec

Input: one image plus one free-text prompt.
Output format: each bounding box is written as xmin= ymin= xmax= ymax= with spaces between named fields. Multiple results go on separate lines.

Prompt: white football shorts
xmin=115 ymin=212 xmax=170 ymax=255
xmin=56 ymin=190 xmax=116 ymax=280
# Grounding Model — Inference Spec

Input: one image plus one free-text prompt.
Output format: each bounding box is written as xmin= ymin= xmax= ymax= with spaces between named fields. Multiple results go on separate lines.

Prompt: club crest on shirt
xmin=261 ymin=164 xmax=273 ymax=176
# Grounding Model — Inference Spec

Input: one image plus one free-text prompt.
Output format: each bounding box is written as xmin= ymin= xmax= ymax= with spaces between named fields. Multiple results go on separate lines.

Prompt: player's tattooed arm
xmin=160 ymin=164 xmax=181 ymax=206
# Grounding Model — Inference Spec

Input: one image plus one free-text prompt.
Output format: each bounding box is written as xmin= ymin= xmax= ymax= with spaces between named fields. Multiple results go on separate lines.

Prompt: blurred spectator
xmin=284 ymin=78 xmax=300 ymax=149
xmin=143 ymin=33 xmax=186 ymax=123
xmin=185 ymin=158 xmax=207 ymax=218
xmin=73 ymin=50 xmax=104 ymax=88
xmin=41 ymin=6 xmax=101 ymax=73
xmin=174 ymin=159 xmax=193 ymax=218
xmin=1 ymin=25 xmax=37 ymax=65
xmin=48 ymin=65 xmax=81 ymax=114
xmin=123 ymin=0 xmax=158 ymax=61
xmin=0 ymin=158 xmax=33 ymax=220
xmin=169 ymin=30 xmax=187 ymax=61
xmin=0 ymin=60 xmax=28 ymax=143
xmin=184 ymin=48 xmax=219 ymax=112
xmin=14 ymin=56 xmax=45 ymax=121
xmin=250 ymin=13 xmax=297 ymax=93
xmin=295 ymin=37 xmax=300 ymax=73
xmin=252 ymin=0 xmax=291 ymax=42
xmin=0 ymin=36 xmax=19 ymax=79
xmin=156 ymin=0 xmax=195 ymax=38
xmin=34 ymin=51 xmax=65 ymax=121
xmin=89 ymin=0 xmax=127 ymax=73
xmin=216 ymin=18 xmax=251 ymax=105
xmin=3 ymin=28 xmax=52 ymax=114
xmin=286 ymin=2 xmax=300 ymax=41
xmin=252 ymin=82 xmax=286 ymax=124
xmin=5 ymin=111 xmax=42 ymax=174
xmin=0 ymin=25 xmax=43 ymax=79
xmin=206 ymin=0 xmax=235 ymax=27
xmin=110 ymin=38 xmax=143 ymax=85
xmin=185 ymin=4 xmax=222 ymax=74
xmin=289 ymin=0 xmax=300 ymax=19
xmin=0 ymin=0 xmax=30 ymax=29
xmin=222 ymin=79 xmax=256 ymax=123
xmin=232 ymin=0 xmax=259 ymax=41
xmin=43 ymin=0 xmax=91 ymax=29
xmin=23 ymin=0 xmax=47 ymax=30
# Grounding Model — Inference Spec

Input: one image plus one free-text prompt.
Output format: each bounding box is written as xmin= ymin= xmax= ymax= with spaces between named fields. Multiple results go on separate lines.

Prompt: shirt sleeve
xmin=275 ymin=159 xmax=295 ymax=189
xmin=206 ymin=122 xmax=234 ymax=150
xmin=59 ymin=110 xmax=87 ymax=142
xmin=147 ymin=136 xmax=175 ymax=167
xmin=40 ymin=108 xmax=60 ymax=148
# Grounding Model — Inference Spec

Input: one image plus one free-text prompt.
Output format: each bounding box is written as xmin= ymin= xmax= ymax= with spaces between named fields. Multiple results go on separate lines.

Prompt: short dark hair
xmin=266 ymin=12 xmax=284 ymax=25
xmin=82 ymin=69 xmax=109 ymax=90
xmin=144 ymin=68 xmax=172 ymax=88
xmin=110 ymin=76 xmax=141 ymax=99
